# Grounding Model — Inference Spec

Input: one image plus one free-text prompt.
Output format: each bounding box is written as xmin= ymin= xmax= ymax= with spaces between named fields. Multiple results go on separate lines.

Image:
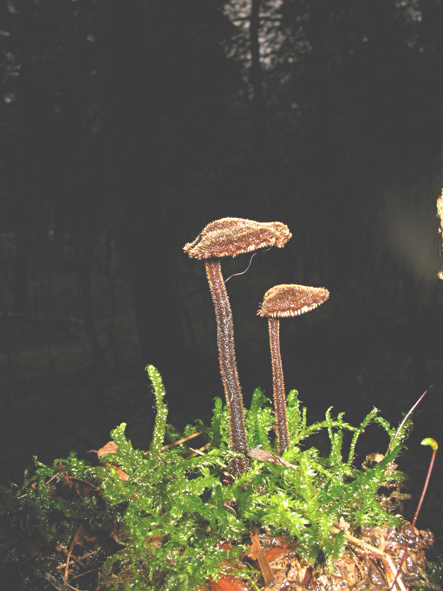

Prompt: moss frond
xmin=0 ymin=368 xmax=429 ymax=590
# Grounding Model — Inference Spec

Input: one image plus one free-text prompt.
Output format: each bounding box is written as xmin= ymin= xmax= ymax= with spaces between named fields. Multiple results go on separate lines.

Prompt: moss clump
xmin=0 ymin=366 xmax=436 ymax=590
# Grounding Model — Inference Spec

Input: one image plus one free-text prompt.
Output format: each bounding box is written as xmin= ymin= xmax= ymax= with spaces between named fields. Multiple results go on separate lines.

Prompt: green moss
xmin=0 ymin=368 xmax=422 ymax=590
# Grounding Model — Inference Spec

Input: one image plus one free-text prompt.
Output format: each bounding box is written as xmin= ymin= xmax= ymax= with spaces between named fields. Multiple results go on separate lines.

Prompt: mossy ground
xmin=1 ymin=366 xmax=441 ymax=591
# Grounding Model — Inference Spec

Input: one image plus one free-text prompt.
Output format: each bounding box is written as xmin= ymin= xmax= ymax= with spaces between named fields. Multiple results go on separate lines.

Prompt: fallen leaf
xmin=265 ymin=546 xmax=291 ymax=563
xmin=78 ymin=481 xmax=96 ymax=499
xmin=247 ymin=447 xmax=298 ymax=469
xmin=95 ymin=441 xmax=119 ymax=459
xmin=104 ymin=463 xmax=129 ymax=481
xmin=250 ymin=534 xmax=275 ymax=587
xmin=71 ymin=523 xmax=85 ymax=548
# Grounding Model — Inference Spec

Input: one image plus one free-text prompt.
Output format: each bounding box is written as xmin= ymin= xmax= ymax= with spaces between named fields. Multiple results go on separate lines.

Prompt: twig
xmin=188 ymin=442 xmax=212 ymax=457
xmin=332 ymin=526 xmax=407 ymax=591
xmin=160 ymin=431 xmax=203 ymax=450
xmin=389 ymin=391 xmax=427 ymax=452
xmin=64 ymin=525 xmax=85 ymax=583
xmin=43 ymin=571 xmax=78 ymax=591
xmin=56 ymin=546 xmax=87 ymax=570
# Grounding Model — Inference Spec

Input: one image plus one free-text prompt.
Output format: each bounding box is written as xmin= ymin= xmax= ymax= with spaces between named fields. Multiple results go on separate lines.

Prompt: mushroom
xmin=257 ymin=284 xmax=330 ymax=455
xmin=184 ymin=218 xmax=292 ymax=455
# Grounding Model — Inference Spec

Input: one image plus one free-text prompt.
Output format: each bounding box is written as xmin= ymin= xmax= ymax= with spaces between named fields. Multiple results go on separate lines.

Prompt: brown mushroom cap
xmin=183 ymin=217 xmax=292 ymax=260
xmin=257 ymin=284 xmax=330 ymax=318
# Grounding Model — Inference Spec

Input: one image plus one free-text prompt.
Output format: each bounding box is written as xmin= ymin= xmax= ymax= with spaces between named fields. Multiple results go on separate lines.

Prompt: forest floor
xmin=1 ymin=293 xmax=443 ymax=578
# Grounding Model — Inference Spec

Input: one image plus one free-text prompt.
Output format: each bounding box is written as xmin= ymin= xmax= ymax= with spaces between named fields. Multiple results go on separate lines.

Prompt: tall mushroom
xmin=184 ymin=218 xmax=292 ymax=455
xmin=257 ymin=284 xmax=330 ymax=455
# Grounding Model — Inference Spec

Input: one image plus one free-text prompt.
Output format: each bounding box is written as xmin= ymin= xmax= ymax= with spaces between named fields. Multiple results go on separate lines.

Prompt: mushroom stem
xmin=268 ymin=318 xmax=290 ymax=455
xmin=205 ymin=259 xmax=248 ymax=454
xmin=258 ymin=284 xmax=330 ymax=455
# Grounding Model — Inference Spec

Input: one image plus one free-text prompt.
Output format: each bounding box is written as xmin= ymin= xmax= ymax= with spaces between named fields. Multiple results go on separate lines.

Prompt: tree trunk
xmin=249 ymin=0 xmax=272 ymax=212
xmin=13 ymin=7 xmax=33 ymax=315
xmin=76 ymin=227 xmax=103 ymax=372
xmin=13 ymin=214 xmax=30 ymax=314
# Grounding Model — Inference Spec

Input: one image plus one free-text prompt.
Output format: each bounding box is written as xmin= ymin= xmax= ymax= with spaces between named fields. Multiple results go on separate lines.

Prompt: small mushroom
xmin=257 ymin=284 xmax=329 ymax=454
xmin=184 ymin=218 xmax=292 ymax=455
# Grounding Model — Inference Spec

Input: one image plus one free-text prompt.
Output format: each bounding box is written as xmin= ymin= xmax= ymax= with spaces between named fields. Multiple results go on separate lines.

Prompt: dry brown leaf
xmin=103 ymin=462 xmax=129 ymax=481
xmin=95 ymin=441 xmax=119 ymax=459
xmin=250 ymin=534 xmax=275 ymax=587
xmin=265 ymin=546 xmax=291 ymax=563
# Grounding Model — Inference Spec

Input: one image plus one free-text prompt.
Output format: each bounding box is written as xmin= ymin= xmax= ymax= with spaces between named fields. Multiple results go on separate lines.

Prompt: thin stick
xmin=43 ymin=571 xmax=80 ymax=591
xmin=332 ymin=526 xmax=407 ymax=591
xmin=389 ymin=390 xmax=427 ymax=452
xmin=160 ymin=431 xmax=203 ymax=450
xmin=64 ymin=525 xmax=84 ymax=583
xmin=188 ymin=442 xmax=212 ymax=457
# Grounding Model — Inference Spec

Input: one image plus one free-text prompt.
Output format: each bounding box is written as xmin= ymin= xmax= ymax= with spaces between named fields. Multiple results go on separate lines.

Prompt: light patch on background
xmin=384 ymin=197 xmax=439 ymax=283
xmin=436 ymin=192 xmax=443 ymax=280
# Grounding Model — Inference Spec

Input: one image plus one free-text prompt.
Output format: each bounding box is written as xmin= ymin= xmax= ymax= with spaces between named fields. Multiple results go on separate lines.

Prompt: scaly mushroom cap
xmin=257 ymin=284 xmax=329 ymax=318
xmin=183 ymin=217 xmax=292 ymax=260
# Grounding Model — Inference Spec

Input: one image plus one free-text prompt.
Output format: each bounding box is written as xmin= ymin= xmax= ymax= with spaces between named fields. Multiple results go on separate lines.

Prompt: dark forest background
xmin=1 ymin=0 xmax=443 ymax=532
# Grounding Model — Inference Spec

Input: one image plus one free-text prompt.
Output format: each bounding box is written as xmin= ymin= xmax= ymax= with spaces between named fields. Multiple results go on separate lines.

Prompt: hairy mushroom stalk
xmin=268 ymin=316 xmax=290 ymax=454
xmin=205 ymin=259 xmax=248 ymax=454
xmin=184 ymin=218 xmax=292 ymax=455
xmin=258 ymin=284 xmax=330 ymax=455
